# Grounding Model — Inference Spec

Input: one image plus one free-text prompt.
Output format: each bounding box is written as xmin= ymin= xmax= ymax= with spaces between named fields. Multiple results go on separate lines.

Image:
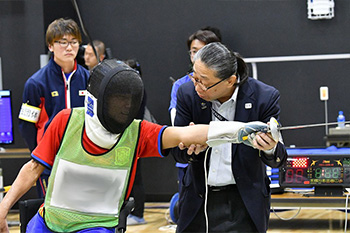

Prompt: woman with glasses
xmin=172 ymin=42 xmax=288 ymax=233
xmin=18 ymin=18 xmax=89 ymax=199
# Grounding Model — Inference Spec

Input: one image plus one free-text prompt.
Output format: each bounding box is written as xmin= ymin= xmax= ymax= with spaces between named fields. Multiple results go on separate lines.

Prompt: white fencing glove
xmin=206 ymin=121 xmax=269 ymax=148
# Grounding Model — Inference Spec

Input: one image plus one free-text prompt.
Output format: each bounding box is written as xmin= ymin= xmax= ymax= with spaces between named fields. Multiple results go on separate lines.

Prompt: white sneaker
xmin=127 ymin=214 xmax=147 ymax=226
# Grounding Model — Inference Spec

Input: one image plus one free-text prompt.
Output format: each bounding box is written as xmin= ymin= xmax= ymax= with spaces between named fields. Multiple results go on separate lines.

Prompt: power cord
xmin=165 ymin=208 xmax=175 ymax=224
xmin=71 ymin=0 xmax=99 ymax=61
xmin=203 ymin=148 xmax=210 ymax=233
xmin=271 ymin=207 xmax=301 ymax=220
xmin=344 ymin=188 xmax=350 ymax=233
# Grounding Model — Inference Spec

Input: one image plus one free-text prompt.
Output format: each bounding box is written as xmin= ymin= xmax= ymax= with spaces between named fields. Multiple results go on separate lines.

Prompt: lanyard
xmin=211 ymin=106 xmax=229 ymax=121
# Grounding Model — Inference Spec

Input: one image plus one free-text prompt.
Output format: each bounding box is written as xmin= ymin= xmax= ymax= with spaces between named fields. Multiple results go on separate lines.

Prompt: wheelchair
xmin=19 ymin=198 xmax=134 ymax=233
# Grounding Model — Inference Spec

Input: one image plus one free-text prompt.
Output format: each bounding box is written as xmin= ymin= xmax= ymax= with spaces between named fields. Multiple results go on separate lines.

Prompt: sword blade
xmin=279 ymin=121 xmax=350 ymax=131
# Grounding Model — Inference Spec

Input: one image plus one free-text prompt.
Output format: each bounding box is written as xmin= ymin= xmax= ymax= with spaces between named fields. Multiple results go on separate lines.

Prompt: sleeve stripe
xmin=31 ymin=153 xmax=52 ymax=170
xmin=158 ymin=126 xmax=168 ymax=157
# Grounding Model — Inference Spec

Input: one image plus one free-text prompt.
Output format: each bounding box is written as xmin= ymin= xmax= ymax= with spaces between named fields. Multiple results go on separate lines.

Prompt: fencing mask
xmin=85 ymin=59 xmax=144 ymax=148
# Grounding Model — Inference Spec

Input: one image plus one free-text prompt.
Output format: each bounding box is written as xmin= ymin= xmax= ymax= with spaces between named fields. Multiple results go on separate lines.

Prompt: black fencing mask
xmin=87 ymin=59 xmax=144 ymax=134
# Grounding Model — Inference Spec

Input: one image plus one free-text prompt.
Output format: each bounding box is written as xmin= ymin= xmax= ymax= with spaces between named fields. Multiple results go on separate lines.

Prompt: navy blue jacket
xmin=173 ymin=77 xmax=288 ymax=233
xmin=19 ymin=58 xmax=89 ymax=151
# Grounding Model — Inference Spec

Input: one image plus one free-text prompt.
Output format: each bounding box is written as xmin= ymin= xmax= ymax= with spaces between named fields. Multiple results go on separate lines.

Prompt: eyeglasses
xmin=188 ymin=73 xmax=227 ymax=91
xmin=188 ymin=50 xmax=198 ymax=57
xmin=54 ymin=40 xmax=79 ymax=48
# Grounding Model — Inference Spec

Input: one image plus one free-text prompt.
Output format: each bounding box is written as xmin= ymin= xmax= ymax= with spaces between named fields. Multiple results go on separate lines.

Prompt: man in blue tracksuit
xmin=18 ymin=18 xmax=89 ymax=198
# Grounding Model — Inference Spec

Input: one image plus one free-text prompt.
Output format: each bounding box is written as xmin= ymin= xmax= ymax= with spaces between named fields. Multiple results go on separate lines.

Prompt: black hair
xmin=201 ymin=26 xmax=222 ymax=42
xmin=124 ymin=58 xmax=142 ymax=76
xmin=193 ymin=42 xmax=248 ymax=86
xmin=186 ymin=30 xmax=221 ymax=50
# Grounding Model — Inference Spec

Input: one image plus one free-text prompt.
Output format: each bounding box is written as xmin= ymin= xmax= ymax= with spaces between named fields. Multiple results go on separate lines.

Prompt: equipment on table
xmin=280 ymin=146 xmax=350 ymax=196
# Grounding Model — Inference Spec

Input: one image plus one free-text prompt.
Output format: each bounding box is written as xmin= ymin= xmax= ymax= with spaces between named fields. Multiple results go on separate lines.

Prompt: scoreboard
xmin=280 ymin=147 xmax=350 ymax=196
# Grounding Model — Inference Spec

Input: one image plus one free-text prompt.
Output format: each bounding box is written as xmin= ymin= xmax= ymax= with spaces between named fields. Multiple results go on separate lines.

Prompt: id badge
xmin=18 ymin=103 xmax=41 ymax=123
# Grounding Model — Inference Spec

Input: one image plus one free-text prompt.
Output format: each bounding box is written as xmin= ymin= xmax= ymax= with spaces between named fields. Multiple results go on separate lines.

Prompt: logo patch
xmin=115 ymin=147 xmax=131 ymax=166
xmin=86 ymin=96 xmax=94 ymax=117
xmin=51 ymin=91 xmax=59 ymax=97
xmin=245 ymin=103 xmax=252 ymax=109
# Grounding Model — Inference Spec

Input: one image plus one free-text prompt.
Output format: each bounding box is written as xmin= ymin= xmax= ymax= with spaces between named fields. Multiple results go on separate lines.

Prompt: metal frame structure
xmin=244 ymin=53 xmax=350 ymax=80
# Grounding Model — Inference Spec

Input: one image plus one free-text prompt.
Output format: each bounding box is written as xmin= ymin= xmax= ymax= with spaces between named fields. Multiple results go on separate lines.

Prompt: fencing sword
xmin=277 ymin=121 xmax=350 ymax=131
xmin=268 ymin=117 xmax=350 ymax=142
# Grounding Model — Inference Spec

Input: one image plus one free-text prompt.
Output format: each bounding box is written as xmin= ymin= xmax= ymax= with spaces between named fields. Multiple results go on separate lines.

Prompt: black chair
xmin=18 ymin=198 xmax=44 ymax=233
xmin=117 ymin=197 xmax=135 ymax=233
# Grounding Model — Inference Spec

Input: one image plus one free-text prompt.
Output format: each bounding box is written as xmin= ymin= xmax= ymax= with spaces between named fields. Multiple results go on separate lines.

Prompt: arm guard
xmin=206 ymin=121 xmax=269 ymax=148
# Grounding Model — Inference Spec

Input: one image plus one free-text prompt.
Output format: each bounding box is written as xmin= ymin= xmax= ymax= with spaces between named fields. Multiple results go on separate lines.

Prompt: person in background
xmin=201 ymin=26 xmax=222 ymax=42
xmin=84 ymin=40 xmax=106 ymax=71
xmin=168 ymin=28 xmax=221 ymax=194
xmin=169 ymin=28 xmax=221 ymax=124
xmin=172 ymin=42 xmax=288 ymax=233
xmin=18 ymin=18 xmax=89 ymax=198
xmin=124 ymin=58 xmax=147 ymax=225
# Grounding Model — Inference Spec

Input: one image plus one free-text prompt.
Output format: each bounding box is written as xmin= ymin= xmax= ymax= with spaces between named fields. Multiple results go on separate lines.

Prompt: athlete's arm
xmin=161 ymin=124 xmax=209 ymax=150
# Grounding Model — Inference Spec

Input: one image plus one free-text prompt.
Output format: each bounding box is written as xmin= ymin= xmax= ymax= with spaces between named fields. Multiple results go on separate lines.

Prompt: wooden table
xmin=271 ymin=191 xmax=350 ymax=209
xmin=0 ymin=148 xmax=30 ymax=158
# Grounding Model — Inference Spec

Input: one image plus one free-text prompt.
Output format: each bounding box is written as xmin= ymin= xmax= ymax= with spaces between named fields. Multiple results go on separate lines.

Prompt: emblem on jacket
xmin=86 ymin=96 xmax=94 ymax=117
xmin=79 ymin=90 xmax=86 ymax=96
xmin=51 ymin=91 xmax=59 ymax=97
xmin=245 ymin=103 xmax=252 ymax=109
xmin=115 ymin=147 xmax=131 ymax=166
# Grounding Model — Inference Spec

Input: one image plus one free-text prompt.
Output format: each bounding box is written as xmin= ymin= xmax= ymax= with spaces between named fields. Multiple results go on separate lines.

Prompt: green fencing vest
xmin=43 ymin=107 xmax=140 ymax=232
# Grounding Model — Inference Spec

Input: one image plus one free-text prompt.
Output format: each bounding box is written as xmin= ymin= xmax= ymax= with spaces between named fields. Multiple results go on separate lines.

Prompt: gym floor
xmin=7 ymin=203 xmax=350 ymax=233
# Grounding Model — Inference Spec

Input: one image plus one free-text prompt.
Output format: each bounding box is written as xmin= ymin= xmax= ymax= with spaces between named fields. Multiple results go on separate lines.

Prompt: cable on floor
xmin=271 ymin=207 xmax=301 ymax=220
